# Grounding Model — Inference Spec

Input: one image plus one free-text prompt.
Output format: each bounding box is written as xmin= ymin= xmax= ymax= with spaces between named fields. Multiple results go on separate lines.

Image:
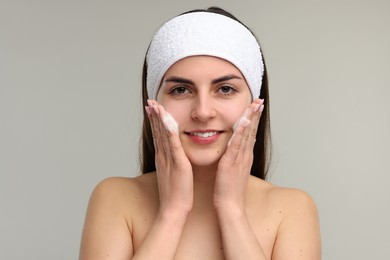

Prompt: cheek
xmin=161 ymin=103 xmax=188 ymax=126
xmin=222 ymin=105 xmax=248 ymax=126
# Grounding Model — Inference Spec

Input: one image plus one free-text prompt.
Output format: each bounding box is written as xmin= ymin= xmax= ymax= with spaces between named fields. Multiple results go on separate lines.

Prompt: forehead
xmin=163 ymin=55 xmax=244 ymax=78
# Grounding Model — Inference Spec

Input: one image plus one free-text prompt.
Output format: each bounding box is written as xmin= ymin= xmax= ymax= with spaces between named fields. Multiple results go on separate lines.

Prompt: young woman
xmin=79 ymin=7 xmax=321 ymax=260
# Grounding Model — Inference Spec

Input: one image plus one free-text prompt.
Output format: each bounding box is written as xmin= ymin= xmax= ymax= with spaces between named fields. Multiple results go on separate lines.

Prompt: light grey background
xmin=1 ymin=0 xmax=389 ymax=259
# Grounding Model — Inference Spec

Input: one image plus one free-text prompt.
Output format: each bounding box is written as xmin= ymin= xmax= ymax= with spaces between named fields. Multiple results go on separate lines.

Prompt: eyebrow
xmin=164 ymin=76 xmax=194 ymax=85
xmin=212 ymin=74 xmax=243 ymax=84
xmin=164 ymin=74 xmax=243 ymax=85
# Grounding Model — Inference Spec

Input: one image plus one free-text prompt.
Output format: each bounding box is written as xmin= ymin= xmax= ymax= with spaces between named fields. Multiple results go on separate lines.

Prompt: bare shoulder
xmin=248 ymin=176 xmax=318 ymax=214
xmin=93 ymin=172 xmax=157 ymax=189
xmin=84 ymin=173 xmax=159 ymax=221
xmin=269 ymin=183 xmax=318 ymax=214
xmin=274 ymin=186 xmax=321 ymax=259
xmin=89 ymin=173 xmax=159 ymax=217
xmin=80 ymin=173 xmax=158 ymax=260
xmin=248 ymin=177 xmax=321 ymax=259
xmin=90 ymin=173 xmax=158 ymax=203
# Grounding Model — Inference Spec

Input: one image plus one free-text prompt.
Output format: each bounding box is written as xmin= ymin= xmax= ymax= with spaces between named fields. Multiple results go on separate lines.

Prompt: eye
xmin=168 ymin=85 xmax=191 ymax=96
xmin=218 ymin=84 xmax=237 ymax=96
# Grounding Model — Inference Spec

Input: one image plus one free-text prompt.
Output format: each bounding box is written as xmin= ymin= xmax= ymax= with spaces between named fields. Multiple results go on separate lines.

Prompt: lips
xmin=185 ymin=130 xmax=223 ymax=144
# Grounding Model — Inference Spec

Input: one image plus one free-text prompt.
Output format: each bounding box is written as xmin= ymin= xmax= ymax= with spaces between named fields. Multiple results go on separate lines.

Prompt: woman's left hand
xmin=213 ymin=99 xmax=264 ymax=213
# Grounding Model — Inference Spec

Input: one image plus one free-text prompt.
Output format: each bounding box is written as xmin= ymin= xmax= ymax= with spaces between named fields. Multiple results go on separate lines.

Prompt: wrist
xmin=157 ymin=207 xmax=190 ymax=223
xmin=215 ymin=203 xmax=246 ymax=220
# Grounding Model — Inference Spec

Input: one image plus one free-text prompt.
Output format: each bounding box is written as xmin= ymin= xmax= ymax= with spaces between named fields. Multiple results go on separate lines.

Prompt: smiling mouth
xmin=184 ymin=130 xmax=224 ymax=144
xmin=190 ymin=131 xmax=219 ymax=138
xmin=185 ymin=130 xmax=224 ymax=140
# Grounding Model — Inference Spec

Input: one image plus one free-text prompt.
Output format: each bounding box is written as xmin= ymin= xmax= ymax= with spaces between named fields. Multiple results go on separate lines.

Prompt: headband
xmin=146 ymin=12 xmax=264 ymax=100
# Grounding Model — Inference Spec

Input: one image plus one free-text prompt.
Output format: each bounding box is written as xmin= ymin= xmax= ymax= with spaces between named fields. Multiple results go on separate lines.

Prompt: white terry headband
xmin=146 ymin=12 xmax=264 ymax=100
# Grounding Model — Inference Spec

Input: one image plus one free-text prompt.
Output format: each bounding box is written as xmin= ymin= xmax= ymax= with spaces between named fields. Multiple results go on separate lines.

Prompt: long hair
xmin=140 ymin=7 xmax=272 ymax=180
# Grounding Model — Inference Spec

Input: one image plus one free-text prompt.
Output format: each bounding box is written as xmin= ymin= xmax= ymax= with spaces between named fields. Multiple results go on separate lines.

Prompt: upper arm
xmin=79 ymin=178 xmax=133 ymax=260
xmin=271 ymin=190 xmax=321 ymax=260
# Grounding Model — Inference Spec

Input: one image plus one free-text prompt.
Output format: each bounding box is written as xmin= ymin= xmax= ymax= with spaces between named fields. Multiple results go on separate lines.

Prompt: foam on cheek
xmin=228 ymin=116 xmax=250 ymax=146
xmin=233 ymin=107 xmax=251 ymax=131
xmin=233 ymin=116 xmax=248 ymax=132
xmin=162 ymin=112 xmax=179 ymax=134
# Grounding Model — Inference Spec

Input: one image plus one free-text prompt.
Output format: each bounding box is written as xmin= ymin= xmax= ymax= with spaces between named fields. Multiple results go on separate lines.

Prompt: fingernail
xmin=253 ymin=104 xmax=261 ymax=112
xmin=260 ymin=104 xmax=264 ymax=113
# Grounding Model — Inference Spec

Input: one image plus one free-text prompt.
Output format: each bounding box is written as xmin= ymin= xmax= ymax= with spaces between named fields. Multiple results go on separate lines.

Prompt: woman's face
xmin=156 ymin=56 xmax=252 ymax=167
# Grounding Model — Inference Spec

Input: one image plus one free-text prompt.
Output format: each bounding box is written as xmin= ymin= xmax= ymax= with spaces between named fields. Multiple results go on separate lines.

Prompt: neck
xmin=191 ymin=163 xmax=218 ymax=211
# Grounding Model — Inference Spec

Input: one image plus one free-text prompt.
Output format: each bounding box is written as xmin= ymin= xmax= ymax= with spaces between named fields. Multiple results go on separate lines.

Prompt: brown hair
xmin=140 ymin=7 xmax=272 ymax=180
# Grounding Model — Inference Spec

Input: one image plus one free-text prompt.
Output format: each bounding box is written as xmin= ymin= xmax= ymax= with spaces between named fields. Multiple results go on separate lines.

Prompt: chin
xmin=185 ymin=147 xmax=225 ymax=167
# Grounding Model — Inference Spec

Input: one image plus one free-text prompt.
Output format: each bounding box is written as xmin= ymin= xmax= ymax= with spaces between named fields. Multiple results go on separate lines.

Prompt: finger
xmin=232 ymin=98 xmax=261 ymax=131
xmin=232 ymin=99 xmax=261 ymax=162
xmin=147 ymin=100 xmax=163 ymax=156
xmin=251 ymin=104 xmax=264 ymax=139
xmin=248 ymin=99 xmax=264 ymax=141
xmin=233 ymin=107 xmax=251 ymax=131
xmin=225 ymin=117 xmax=251 ymax=161
xmin=242 ymin=100 xmax=264 ymax=159
xmin=145 ymin=105 xmax=155 ymax=144
xmin=157 ymin=104 xmax=188 ymax=164
xmin=154 ymin=103 xmax=173 ymax=159
xmin=162 ymin=112 xmax=179 ymax=135
xmin=150 ymin=100 xmax=189 ymax=169
xmin=239 ymin=114 xmax=254 ymax=160
xmin=230 ymin=103 xmax=252 ymax=145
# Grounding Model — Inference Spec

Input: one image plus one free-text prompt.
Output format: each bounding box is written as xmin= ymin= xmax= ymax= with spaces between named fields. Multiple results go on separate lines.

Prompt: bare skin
xmin=79 ymin=56 xmax=321 ymax=260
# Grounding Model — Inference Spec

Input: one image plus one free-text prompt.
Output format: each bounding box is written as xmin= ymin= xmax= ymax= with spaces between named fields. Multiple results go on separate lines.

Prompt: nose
xmin=191 ymin=94 xmax=217 ymax=122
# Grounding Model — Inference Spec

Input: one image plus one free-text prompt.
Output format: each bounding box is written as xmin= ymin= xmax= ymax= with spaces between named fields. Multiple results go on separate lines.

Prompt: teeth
xmin=191 ymin=132 xmax=218 ymax=138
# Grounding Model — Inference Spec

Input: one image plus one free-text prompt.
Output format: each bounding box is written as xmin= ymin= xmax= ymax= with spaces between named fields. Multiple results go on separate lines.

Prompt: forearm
xmin=217 ymin=207 xmax=268 ymax=260
xmin=131 ymin=210 xmax=187 ymax=260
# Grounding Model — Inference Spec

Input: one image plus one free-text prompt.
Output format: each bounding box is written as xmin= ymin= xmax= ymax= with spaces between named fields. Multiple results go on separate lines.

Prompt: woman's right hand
xmin=146 ymin=100 xmax=193 ymax=217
